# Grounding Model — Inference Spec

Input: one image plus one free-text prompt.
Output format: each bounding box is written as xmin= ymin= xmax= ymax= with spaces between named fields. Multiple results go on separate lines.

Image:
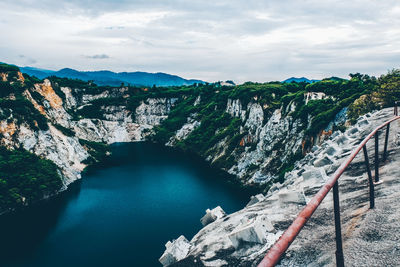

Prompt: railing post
xmin=374 ymin=132 xmax=379 ymax=183
xmin=362 ymin=145 xmax=375 ymax=209
xmin=333 ymin=181 xmax=345 ymax=267
xmin=383 ymin=123 xmax=390 ymax=161
xmin=395 ymin=102 xmax=398 ymax=116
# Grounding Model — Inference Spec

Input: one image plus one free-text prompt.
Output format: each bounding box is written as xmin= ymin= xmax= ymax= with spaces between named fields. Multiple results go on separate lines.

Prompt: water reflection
xmin=0 ymin=181 xmax=82 ymax=265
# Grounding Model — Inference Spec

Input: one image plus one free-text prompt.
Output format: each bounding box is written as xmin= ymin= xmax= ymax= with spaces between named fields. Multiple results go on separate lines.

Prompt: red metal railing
xmin=258 ymin=111 xmax=400 ymax=267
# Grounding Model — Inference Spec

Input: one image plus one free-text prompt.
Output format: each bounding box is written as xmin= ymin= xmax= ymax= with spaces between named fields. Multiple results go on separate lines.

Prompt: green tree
xmin=377 ymin=69 xmax=400 ymax=106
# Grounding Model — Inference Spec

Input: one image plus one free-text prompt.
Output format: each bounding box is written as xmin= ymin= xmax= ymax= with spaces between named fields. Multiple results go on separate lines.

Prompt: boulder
xmin=278 ymin=190 xmax=306 ymax=207
xmin=314 ymin=156 xmax=333 ymax=167
xmin=303 ymin=183 xmax=322 ymax=198
xmin=325 ymin=146 xmax=337 ymax=156
xmin=302 ymin=167 xmax=327 ymax=182
xmin=228 ymin=215 xmax=275 ymax=248
xmin=330 ymin=131 xmax=340 ymax=139
xmin=200 ymin=206 xmax=226 ymax=226
xmin=357 ymin=119 xmax=369 ymax=127
xmin=246 ymin=194 xmax=265 ymax=206
xmin=336 ymin=135 xmax=348 ymax=145
xmin=347 ymin=127 xmax=359 ymax=135
xmin=159 ymin=235 xmax=191 ymax=267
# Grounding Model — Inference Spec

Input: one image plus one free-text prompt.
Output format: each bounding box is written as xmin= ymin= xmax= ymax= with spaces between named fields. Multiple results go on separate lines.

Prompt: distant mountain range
xmin=12 ymin=64 xmax=347 ymax=87
xmin=19 ymin=66 xmax=205 ymax=87
xmin=283 ymin=77 xmax=320 ymax=83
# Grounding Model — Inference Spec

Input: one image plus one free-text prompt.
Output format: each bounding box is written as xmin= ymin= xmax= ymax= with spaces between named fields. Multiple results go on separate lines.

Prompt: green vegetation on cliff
xmin=0 ymin=147 xmax=63 ymax=211
xmin=0 ymin=64 xmax=49 ymax=131
xmin=0 ymin=98 xmax=48 ymax=131
xmin=152 ymin=82 xmax=308 ymax=173
xmin=289 ymin=74 xmax=379 ymax=135
xmin=79 ymin=139 xmax=109 ymax=164
xmin=0 ymin=63 xmax=19 ymax=73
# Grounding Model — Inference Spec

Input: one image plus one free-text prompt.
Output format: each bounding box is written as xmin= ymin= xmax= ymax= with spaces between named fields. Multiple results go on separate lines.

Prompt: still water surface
xmin=0 ymin=142 xmax=254 ymax=267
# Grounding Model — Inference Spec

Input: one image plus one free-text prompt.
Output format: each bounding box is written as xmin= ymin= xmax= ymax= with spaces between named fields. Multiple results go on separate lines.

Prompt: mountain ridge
xmin=283 ymin=77 xmax=320 ymax=83
xmin=19 ymin=66 xmax=205 ymax=87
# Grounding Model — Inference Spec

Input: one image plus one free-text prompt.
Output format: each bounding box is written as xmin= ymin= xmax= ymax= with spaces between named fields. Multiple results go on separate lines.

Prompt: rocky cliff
xmin=3 ymin=65 xmax=365 ymax=191
xmin=0 ymin=68 xmax=177 ymax=211
xmin=166 ymin=98 xmax=305 ymax=185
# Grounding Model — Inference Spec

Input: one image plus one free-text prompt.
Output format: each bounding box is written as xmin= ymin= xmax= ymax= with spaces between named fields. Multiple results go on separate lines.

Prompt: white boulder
xmin=200 ymin=206 xmax=226 ymax=226
xmin=246 ymin=194 xmax=265 ymax=206
xmin=159 ymin=235 xmax=192 ymax=267
xmin=278 ymin=190 xmax=306 ymax=207
xmin=228 ymin=215 xmax=275 ymax=248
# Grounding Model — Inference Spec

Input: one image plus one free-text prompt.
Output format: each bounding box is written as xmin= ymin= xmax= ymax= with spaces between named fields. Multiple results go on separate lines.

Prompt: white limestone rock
xmin=304 ymin=92 xmax=328 ymax=105
xmin=200 ymin=206 xmax=226 ymax=226
xmin=194 ymin=95 xmax=201 ymax=106
xmin=81 ymin=91 xmax=110 ymax=104
xmin=226 ymin=99 xmax=246 ymax=121
xmin=314 ymin=155 xmax=333 ymax=167
xmin=325 ymin=146 xmax=338 ymax=156
xmin=245 ymin=102 xmax=264 ymax=136
xmin=246 ymin=194 xmax=265 ymax=207
xmin=60 ymin=86 xmax=77 ymax=109
xmin=135 ymin=98 xmax=177 ymax=125
xmin=278 ymin=190 xmax=306 ymax=207
xmin=203 ymin=259 xmax=228 ymax=266
xmin=228 ymin=215 xmax=275 ymax=248
xmin=159 ymin=235 xmax=192 ymax=267
xmin=167 ymin=115 xmax=200 ymax=146
xmin=302 ymin=167 xmax=327 ymax=183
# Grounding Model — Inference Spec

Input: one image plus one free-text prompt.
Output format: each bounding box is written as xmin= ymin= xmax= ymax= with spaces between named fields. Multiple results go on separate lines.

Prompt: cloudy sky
xmin=0 ymin=0 xmax=400 ymax=83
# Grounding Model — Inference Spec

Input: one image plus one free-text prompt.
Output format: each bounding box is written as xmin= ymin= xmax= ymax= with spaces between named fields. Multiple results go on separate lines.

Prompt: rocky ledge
xmin=159 ymin=108 xmax=398 ymax=267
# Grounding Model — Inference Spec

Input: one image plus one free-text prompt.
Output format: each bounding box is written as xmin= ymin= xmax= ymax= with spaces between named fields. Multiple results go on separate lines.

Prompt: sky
xmin=0 ymin=0 xmax=400 ymax=83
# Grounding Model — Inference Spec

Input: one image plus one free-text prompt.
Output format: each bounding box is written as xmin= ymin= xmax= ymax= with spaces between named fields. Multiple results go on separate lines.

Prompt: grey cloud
xmin=1 ymin=0 xmax=400 ymax=82
xmin=84 ymin=54 xmax=110 ymax=59
xmin=105 ymin=26 xmax=125 ymax=30
xmin=18 ymin=54 xmax=37 ymax=64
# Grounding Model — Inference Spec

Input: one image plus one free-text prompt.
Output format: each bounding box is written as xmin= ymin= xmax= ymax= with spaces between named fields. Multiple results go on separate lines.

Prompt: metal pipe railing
xmin=258 ymin=113 xmax=400 ymax=267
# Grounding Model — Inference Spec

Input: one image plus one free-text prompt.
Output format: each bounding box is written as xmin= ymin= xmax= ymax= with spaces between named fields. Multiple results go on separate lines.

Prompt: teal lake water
xmin=0 ymin=142 xmax=254 ymax=266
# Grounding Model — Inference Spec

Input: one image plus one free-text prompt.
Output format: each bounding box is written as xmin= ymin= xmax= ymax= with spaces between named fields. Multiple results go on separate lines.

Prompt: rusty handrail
xmin=258 ymin=115 xmax=400 ymax=267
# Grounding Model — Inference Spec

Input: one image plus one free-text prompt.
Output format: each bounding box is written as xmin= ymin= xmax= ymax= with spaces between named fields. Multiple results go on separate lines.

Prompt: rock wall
xmin=0 ymin=79 xmax=177 ymax=188
xmin=0 ymin=120 xmax=89 ymax=188
xmin=167 ymin=98 xmax=305 ymax=185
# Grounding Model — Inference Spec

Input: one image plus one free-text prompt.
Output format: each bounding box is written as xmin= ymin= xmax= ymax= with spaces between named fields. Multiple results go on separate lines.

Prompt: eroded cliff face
xmin=167 ymin=98 xmax=305 ymax=185
xmin=0 ymin=77 xmax=87 ymax=188
xmin=0 ymin=77 xmax=177 ymax=188
xmin=228 ymin=100 xmax=303 ymax=184
xmin=71 ymin=99 xmax=176 ymax=144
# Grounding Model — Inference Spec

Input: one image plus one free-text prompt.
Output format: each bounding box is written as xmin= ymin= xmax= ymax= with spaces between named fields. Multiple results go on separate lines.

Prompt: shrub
xmin=0 ymin=147 xmax=62 ymax=211
xmin=0 ymin=63 xmax=19 ymax=73
xmin=79 ymin=139 xmax=109 ymax=164
xmin=53 ymin=124 xmax=75 ymax=137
